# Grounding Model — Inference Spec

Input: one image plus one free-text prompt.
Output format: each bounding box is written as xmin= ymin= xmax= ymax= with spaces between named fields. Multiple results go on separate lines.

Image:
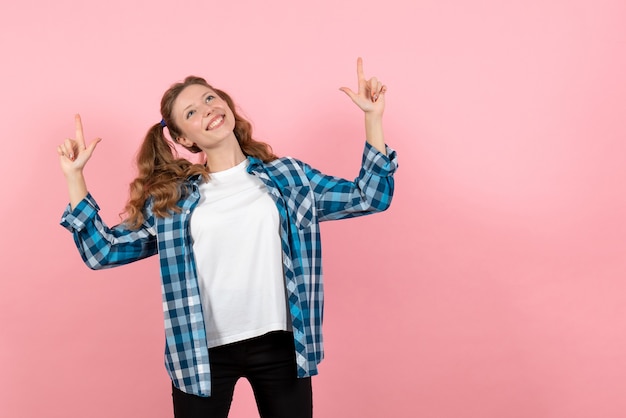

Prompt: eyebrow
xmin=182 ymin=91 xmax=212 ymax=113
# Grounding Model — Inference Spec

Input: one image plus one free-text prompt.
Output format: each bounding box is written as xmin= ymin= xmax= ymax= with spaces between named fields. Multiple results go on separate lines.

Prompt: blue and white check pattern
xmin=60 ymin=142 xmax=397 ymax=397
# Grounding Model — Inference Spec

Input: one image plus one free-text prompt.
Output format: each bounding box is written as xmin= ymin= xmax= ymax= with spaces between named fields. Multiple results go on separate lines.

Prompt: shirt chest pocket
xmin=281 ymin=185 xmax=315 ymax=230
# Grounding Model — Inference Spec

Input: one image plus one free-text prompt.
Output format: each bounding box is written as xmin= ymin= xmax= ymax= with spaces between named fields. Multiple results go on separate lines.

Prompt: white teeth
xmin=208 ymin=116 xmax=223 ymax=129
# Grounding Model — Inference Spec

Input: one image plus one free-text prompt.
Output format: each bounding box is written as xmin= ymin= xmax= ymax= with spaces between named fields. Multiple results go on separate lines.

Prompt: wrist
xmin=64 ymin=169 xmax=85 ymax=181
xmin=364 ymin=113 xmax=384 ymax=132
xmin=364 ymin=111 xmax=384 ymax=121
xmin=364 ymin=113 xmax=385 ymax=155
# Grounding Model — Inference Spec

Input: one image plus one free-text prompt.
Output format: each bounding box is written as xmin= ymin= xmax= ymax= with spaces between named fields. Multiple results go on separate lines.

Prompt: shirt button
xmin=186 ymin=210 xmax=190 ymax=214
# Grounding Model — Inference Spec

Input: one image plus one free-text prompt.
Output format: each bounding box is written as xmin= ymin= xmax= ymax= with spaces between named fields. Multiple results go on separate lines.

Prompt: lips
xmin=206 ymin=115 xmax=224 ymax=130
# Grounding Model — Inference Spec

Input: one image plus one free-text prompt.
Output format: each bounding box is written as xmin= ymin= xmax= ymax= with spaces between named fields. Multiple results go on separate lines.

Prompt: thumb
xmin=85 ymin=137 xmax=102 ymax=156
xmin=339 ymin=87 xmax=358 ymax=102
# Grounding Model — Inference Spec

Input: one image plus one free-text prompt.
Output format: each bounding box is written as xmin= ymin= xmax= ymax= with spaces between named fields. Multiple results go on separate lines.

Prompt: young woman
xmin=57 ymin=58 xmax=398 ymax=418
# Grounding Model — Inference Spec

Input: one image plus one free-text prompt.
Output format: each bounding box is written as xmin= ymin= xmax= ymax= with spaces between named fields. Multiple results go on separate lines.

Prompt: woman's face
xmin=171 ymin=84 xmax=237 ymax=151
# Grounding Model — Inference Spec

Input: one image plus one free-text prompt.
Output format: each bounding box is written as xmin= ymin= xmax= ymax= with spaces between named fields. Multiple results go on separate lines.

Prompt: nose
xmin=201 ymin=102 xmax=213 ymax=117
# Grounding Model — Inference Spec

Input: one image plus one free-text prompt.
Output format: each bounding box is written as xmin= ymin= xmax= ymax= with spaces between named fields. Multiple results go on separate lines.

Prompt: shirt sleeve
xmin=304 ymin=142 xmax=398 ymax=222
xmin=59 ymin=193 xmax=158 ymax=269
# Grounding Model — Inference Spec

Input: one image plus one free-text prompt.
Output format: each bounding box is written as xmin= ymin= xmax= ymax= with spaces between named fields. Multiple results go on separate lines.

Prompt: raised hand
xmin=57 ymin=114 xmax=101 ymax=176
xmin=339 ymin=57 xmax=387 ymax=115
xmin=57 ymin=114 xmax=101 ymax=208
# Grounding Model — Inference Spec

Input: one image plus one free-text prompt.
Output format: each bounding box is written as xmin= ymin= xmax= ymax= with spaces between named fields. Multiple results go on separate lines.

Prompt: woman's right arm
xmin=58 ymin=115 xmax=157 ymax=269
xmin=60 ymin=194 xmax=158 ymax=269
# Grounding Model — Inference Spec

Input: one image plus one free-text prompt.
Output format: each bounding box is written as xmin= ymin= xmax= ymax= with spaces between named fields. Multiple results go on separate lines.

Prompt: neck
xmin=203 ymin=144 xmax=247 ymax=173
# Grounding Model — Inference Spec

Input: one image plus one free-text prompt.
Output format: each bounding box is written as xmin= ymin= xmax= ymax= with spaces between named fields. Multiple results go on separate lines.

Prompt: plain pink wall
xmin=1 ymin=0 xmax=626 ymax=417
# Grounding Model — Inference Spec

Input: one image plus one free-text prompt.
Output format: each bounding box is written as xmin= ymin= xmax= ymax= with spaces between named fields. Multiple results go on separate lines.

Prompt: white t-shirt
xmin=190 ymin=160 xmax=290 ymax=348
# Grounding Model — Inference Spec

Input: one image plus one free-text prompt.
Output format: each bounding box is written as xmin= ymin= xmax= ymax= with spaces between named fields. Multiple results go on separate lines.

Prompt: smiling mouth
xmin=206 ymin=115 xmax=224 ymax=130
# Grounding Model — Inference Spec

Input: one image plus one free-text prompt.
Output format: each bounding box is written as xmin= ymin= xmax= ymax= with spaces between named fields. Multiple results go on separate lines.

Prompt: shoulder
xmin=262 ymin=157 xmax=310 ymax=185
xmin=265 ymin=156 xmax=305 ymax=170
xmin=265 ymin=157 xmax=308 ymax=175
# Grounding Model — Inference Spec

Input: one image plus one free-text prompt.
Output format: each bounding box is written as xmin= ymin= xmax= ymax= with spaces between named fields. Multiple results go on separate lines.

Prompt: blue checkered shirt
xmin=60 ymin=142 xmax=397 ymax=397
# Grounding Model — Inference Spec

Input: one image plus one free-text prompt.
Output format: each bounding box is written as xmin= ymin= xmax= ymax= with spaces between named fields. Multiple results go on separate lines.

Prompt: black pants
xmin=172 ymin=331 xmax=313 ymax=418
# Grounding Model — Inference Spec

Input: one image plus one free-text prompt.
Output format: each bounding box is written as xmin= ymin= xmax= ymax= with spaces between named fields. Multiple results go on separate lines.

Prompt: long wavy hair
xmin=123 ymin=76 xmax=278 ymax=229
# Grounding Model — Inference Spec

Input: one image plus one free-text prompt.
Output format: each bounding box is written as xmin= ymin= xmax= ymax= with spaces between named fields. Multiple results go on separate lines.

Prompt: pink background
xmin=1 ymin=0 xmax=625 ymax=417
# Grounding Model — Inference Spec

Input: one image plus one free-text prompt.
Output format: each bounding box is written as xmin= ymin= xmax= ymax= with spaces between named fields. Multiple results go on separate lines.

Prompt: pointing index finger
xmin=75 ymin=114 xmax=85 ymax=147
xmin=356 ymin=57 xmax=367 ymax=94
xmin=356 ymin=57 xmax=365 ymax=81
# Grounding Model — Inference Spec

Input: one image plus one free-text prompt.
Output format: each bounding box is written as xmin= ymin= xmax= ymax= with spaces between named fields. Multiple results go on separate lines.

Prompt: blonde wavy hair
xmin=123 ymin=76 xmax=278 ymax=229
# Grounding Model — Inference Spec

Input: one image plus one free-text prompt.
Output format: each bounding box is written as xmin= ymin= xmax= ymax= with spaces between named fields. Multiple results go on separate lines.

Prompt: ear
xmin=176 ymin=136 xmax=195 ymax=148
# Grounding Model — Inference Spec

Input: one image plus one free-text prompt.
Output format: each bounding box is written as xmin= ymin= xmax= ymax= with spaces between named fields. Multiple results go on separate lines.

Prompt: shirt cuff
xmin=59 ymin=193 xmax=101 ymax=232
xmin=362 ymin=142 xmax=398 ymax=176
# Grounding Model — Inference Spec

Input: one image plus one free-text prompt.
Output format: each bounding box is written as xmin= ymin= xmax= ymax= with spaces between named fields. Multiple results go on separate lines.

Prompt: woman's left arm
xmin=276 ymin=58 xmax=395 ymax=223
xmin=340 ymin=57 xmax=387 ymax=155
xmin=299 ymin=142 xmax=397 ymax=222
